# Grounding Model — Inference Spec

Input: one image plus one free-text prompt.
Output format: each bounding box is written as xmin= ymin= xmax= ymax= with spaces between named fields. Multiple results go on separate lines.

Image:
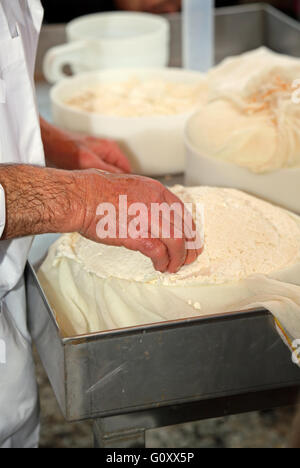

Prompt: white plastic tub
xmin=185 ymin=109 xmax=300 ymax=214
xmin=50 ymin=68 xmax=205 ymax=176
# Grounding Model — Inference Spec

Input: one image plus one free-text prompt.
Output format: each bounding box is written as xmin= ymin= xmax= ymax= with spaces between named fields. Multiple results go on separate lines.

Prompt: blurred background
xmin=40 ymin=1 xmax=300 ymax=23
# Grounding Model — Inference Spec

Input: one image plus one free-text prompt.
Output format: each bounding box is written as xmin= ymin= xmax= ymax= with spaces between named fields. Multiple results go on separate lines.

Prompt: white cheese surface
xmin=51 ymin=186 xmax=300 ymax=285
xmin=65 ymin=76 xmax=207 ymax=117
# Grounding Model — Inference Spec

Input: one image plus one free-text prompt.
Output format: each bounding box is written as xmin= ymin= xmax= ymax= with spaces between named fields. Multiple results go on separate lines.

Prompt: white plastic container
xmin=50 ymin=68 xmax=205 ymax=176
xmin=185 ymin=110 xmax=300 ymax=214
xmin=43 ymin=12 xmax=170 ymax=83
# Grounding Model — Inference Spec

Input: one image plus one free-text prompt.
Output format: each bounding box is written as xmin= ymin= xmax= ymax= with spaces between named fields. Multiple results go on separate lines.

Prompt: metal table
xmin=30 ymin=4 xmax=300 ymax=448
xmin=26 ymin=263 xmax=300 ymax=448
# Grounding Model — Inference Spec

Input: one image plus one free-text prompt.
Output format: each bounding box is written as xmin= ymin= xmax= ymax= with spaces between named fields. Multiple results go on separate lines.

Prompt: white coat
xmin=0 ymin=0 xmax=44 ymax=448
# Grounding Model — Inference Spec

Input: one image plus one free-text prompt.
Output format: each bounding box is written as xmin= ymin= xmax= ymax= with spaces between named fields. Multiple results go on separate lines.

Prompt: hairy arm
xmin=0 ymin=165 xmax=86 ymax=240
xmin=0 ymin=165 xmax=201 ymax=272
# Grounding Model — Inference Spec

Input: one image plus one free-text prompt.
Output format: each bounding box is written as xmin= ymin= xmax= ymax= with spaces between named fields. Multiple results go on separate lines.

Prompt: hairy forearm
xmin=0 ymin=165 xmax=86 ymax=240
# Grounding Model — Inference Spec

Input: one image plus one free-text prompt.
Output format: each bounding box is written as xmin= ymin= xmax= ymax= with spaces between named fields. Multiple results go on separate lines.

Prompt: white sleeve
xmin=0 ymin=78 xmax=6 ymax=104
xmin=0 ymin=185 xmax=6 ymax=238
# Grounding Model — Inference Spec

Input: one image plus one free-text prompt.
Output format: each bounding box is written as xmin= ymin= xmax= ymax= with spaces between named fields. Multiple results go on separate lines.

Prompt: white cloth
xmin=0 ymin=0 xmax=44 ymax=448
xmin=39 ymin=210 xmax=300 ymax=367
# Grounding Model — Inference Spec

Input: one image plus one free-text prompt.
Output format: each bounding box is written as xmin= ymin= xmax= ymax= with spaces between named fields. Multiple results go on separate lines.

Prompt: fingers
xmin=163 ymin=188 xmax=202 ymax=268
xmin=84 ymin=138 xmax=132 ymax=173
xmin=78 ymin=148 xmax=123 ymax=173
xmin=162 ymin=237 xmax=187 ymax=273
xmin=123 ymin=237 xmax=170 ymax=273
xmin=148 ymin=201 xmax=187 ymax=273
xmin=99 ymin=141 xmax=132 ymax=174
xmin=82 ymin=171 xmax=201 ymax=274
xmin=185 ymin=248 xmax=199 ymax=266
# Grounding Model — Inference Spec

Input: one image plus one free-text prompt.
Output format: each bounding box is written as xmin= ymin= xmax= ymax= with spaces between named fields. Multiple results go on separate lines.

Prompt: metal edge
xmin=27 ymin=261 xmax=61 ymax=336
xmin=215 ymin=3 xmax=300 ymax=30
xmin=215 ymin=3 xmax=266 ymax=16
xmin=264 ymin=3 xmax=300 ymax=30
xmin=26 ymin=262 xmax=68 ymax=417
xmin=62 ymin=307 xmax=270 ymax=345
xmin=65 ymin=379 xmax=300 ymax=422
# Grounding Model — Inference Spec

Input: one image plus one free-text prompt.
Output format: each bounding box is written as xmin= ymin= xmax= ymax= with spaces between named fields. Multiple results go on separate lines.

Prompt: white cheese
xmin=53 ymin=186 xmax=300 ymax=285
xmin=65 ymin=76 xmax=207 ymax=117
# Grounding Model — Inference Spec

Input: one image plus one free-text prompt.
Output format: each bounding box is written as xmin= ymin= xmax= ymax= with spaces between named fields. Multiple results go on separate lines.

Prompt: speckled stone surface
xmin=34 ymin=348 xmax=297 ymax=449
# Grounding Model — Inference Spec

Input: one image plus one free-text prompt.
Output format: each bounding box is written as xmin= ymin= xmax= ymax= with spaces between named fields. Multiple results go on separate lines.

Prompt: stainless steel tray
xmin=29 ymin=4 xmax=300 ymax=428
xmin=213 ymin=3 xmax=300 ymax=63
xmin=167 ymin=3 xmax=300 ymax=69
xmin=26 ymin=263 xmax=300 ymax=422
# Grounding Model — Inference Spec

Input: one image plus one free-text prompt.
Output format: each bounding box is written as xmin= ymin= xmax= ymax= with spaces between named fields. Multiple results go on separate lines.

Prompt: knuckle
xmin=152 ymin=243 xmax=166 ymax=259
xmin=172 ymin=237 xmax=185 ymax=248
xmin=151 ymin=179 xmax=164 ymax=191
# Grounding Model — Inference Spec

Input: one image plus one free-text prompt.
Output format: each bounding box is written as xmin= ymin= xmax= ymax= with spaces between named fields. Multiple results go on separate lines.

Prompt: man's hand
xmin=116 ymin=0 xmax=181 ymax=13
xmin=40 ymin=117 xmax=131 ymax=174
xmin=77 ymin=170 xmax=202 ymax=273
xmin=0 ymin=165 xmax=201 ymax=273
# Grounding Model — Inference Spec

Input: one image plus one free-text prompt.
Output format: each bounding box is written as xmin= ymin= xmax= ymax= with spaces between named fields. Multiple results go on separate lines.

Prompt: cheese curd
xmin=65 ymin=77 xmax=206 ymax=117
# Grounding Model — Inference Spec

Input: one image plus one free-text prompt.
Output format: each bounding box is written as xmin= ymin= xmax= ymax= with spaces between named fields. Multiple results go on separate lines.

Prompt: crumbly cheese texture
xmin=51 ymin=186 xmax=300 ymax=286
xmin=190 ymin=48 xmax=300 ymax=173
xmin=65 ymin=76 xmax=207 ymax=117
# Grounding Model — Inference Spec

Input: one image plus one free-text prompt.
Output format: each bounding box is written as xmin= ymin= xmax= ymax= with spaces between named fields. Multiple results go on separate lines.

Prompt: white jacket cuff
xmin=0 ymin=185 xmax=6 ymax=238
